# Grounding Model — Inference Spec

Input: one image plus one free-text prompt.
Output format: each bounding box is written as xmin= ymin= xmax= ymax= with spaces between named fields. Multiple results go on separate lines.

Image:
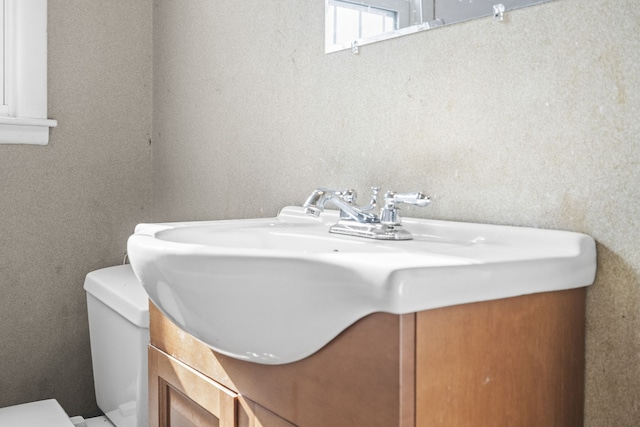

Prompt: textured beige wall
xmin=0 ymin=0 xmax=152 ymax=417
xmin=153 ymin=0 xmax=639 ymax=424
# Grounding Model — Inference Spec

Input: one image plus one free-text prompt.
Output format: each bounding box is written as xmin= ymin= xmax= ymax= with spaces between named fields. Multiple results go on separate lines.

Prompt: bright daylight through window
xmin=0 ymin=0 xmax=57 ymax=145
xmin=326 ymin=0 xmax=398 ymax=47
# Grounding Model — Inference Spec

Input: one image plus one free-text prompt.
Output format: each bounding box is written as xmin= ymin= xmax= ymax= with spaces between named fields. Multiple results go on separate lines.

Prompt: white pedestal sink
xmin=127 ymin=206 xmax=596 ymax=365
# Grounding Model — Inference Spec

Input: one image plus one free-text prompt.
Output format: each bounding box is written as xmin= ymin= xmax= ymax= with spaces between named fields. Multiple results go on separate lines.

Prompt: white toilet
xmin=0 ymin=265 xmax=149 ymax=427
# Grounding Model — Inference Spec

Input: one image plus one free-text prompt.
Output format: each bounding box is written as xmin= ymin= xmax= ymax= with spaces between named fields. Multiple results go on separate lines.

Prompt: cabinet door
xmin=149 ymin=345 xmax=237 ymax=427
xmin=238 ymin=396 xmax=297 ymax=427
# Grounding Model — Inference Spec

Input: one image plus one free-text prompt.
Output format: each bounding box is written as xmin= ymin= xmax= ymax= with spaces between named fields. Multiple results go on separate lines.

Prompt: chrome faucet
xmin=303 ymin=187 xmax=431 ymax=240
xmin=303 ymin=188 xmax=378 ymax=223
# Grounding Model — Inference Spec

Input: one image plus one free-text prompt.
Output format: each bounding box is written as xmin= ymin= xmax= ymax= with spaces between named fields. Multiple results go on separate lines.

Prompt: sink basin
xmin=127 ymin=206 xmax=596 ymax=365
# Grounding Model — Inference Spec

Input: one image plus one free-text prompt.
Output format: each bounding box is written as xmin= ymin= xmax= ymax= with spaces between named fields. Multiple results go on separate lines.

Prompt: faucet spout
xmin=303 ymin=188 xmax=378 ymax=223
xmin=302 ymin=188 xmax=331 ymax=217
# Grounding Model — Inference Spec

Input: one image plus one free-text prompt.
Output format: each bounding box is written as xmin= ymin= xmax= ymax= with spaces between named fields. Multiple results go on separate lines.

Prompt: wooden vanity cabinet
xmin=148 ymin=287 xmax=586 ymax=427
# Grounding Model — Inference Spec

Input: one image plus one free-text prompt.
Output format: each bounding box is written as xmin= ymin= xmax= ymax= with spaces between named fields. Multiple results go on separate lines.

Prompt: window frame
xmin=0 ymin=0 xmax=57 ymax=146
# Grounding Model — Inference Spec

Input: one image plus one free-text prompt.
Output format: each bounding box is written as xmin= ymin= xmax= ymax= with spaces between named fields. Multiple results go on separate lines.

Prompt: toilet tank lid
xmin=0 ymin=399 xmax=74 ymax=427
xmin=84 ymin=264 xmax=149 ymax=328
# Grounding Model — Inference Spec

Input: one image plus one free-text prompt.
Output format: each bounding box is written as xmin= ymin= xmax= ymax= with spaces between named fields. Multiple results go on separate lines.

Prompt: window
xmin=0 ymin=2 xmax=5 ymax=109
xmin=327 ymin=1 xmax=398 ymax=46
xmin=0 ymin=0 xmax=57 ymax=145
xmin=325 ymin=0 xmax=415 ymax=52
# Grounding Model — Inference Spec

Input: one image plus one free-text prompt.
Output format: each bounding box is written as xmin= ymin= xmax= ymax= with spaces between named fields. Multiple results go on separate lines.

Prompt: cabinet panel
xmin=238 ymin=396 xmax=296 ymax=427
xmin=163 ymin=382 xmax=220 ymax=427
xmin=415 ymin=288 xmax=586 ymax=427
xmin=149 ymin=346 xmax=237 ymax=427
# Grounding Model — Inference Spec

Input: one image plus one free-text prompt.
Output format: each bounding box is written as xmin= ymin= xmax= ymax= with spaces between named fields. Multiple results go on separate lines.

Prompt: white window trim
xmin=0 ymin=0 xmax=57 ymax=145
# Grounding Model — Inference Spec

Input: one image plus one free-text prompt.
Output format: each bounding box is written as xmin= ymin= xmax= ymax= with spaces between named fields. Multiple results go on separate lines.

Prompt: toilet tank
xmin=84 ymin=265 xmax=149 ymax=427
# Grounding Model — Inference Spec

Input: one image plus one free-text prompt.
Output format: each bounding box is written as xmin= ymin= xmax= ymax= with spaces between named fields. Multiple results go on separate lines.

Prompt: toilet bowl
xmin=0 ymin=265 xmax=149 ymax=427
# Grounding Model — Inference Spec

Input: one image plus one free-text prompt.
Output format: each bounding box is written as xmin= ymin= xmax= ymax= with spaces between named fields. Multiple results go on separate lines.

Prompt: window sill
xmin=0 ymin=116 xmax=58 ymax=145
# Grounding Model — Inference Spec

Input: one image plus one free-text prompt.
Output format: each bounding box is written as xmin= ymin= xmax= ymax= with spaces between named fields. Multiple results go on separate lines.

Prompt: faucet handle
xmin=380 ymin=191 xmax=431 ymax=225
xmin=340 ymin=189 xmax=357 ymax=204
xmin=386 ymin=191 xmax=431 ymax=207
